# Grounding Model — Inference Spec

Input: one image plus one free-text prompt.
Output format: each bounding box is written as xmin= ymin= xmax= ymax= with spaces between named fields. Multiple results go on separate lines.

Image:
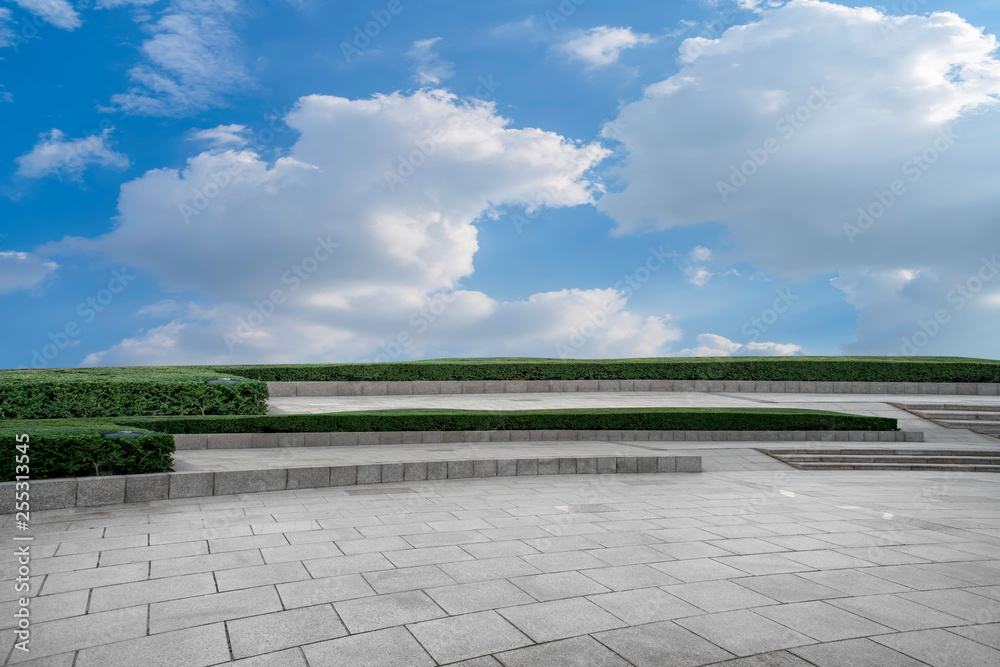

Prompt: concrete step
xmin=763 ymin=448 xmax=994 ymax=457
xmin=930 ymin=421 xmax=1000 ymax=434
xmin=784 ymin=462 xmax=1000 ymax=472
xmin=912 ymin=411 xmax=1000 ymax=421
xmin=901 ymin=403 xmax=1000 ymax=412
xmin=778 ymin=455 xmax=1000 ymax=465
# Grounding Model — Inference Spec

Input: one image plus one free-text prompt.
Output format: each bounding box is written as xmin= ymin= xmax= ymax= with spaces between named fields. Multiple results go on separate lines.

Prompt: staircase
xmin=761 ymin=448 xmax=1000 ymax=472
xmin=893 ymin=403 xmax=1000 ymax=439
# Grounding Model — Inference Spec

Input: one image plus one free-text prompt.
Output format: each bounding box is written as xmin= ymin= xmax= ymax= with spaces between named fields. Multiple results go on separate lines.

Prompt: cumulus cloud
xmin=676 ymin=333 xmax=801 ymax=357
xmin=188 ymin=124 xmax=249 ymax=147
xmin=407 ymin=38 xmax=455 ymax=85
xmin=0 ymin=251 xmax=59 ymax=293
xmin=49 ymin=90 xmax=630 ymax=364
xmin=106 ymin=0 xmax=254 ymax=116
xmin=0 ymin=9 xmax=14 ymax=48
xmin=16 ymin=128 xmax=130 ymax=181
xmin=95 ymin=0 xmax=161 ymax=8
xmin=598 ymin=0 xmax=1000 ymax=354
xmin=554 ymin=26 xmax=655 ymax=68
xmin=10 ymin=0 xmax=80 ymax=30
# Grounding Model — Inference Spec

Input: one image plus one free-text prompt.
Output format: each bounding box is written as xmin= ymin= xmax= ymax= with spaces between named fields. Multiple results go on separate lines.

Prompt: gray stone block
xmin=694 ymin=380 xmax=710 ymax=392
xmin=362 ymin=382 xmax=388 ymax=396
xmin=463 ymin=382 xmax=485 ymax=394
xmin=557 ymin=458 xmax=576 ymax=474
xmin=356 ymin=465 xmax=381 ymax=485
xmin=956 ymin=383 xmax=978 ymax=395
xmin=577 ymin=380 xmax=599 ymax=392
xmin=208 ymin=433 xmax=250 ymax=449
xmin=287 ymin=467 xmax=330 ymax=490
xmin=169 ymin=472 xmax=214 ymax=499
xmin=173 ymin=434 xmax=207 ymax=450
xmin=878 ymin=432 xmax=895 ymax=442
xmin=869 ymin=383 xmax=888 ymax=394
xmin=784 ymin=382 xmax=800 ymax=393
xmin=387 ymin=382 xmax=413 ymax=395
xmin=490 ymin=431 xmax=511 ymax=443
xmin=298 ymin=381 xmax=335 ymax=396
xmin=250 ymin=433 xmax=276 ymax=448
xmin=674 ymin=380 xmax=695 ymax=392
xmin=576 ymin=458 xmax=597 ymax=474
xmin=427 ymin=461 xmax=448 ymax=480
xmin=616 ymin=458 xmax=638 ymax=474
xmin=473 ymin=460 xmax=497 ymax=478
xmin=440 ymin=381 xmax=462 ymax=395
xmin=515 ymin=459 xmax=537 ymax=475
xmin=598 ymin=380 xmax=620 ymax=392
xmin=497 ymin=459 xmax=518 ymax=477
xmin=978 ymin=383 xmax=1000 ymax=396
xmin=676 ymin=456 xmax=701 ymax=472
xmin=330 ymin=432 xmax=359 ymax=446
xmin=380 ymin=431 xmax=403 ymax=445
xmin=30 ymin=478 xmax=78 ymax=510
xmin=215 ymin=469 xmax=286 ymax=496
xmin=277 ymin=433 xmax=306 ymax=448
xmin=707 ymin=381 xmax=725 ymax=392
xmin=723 ymin=381 xmax=741 ymax=392
xmin=509 ymin=430 xmax=530 ymax=442
xmin=484 ymin=381 xmax=506 ymax=393
xmin=636 ymin=457 xmax=657 ymax=473
xmin=938 ymin=383 xmax=958 ymax=395
xmin=381 ymin=463 xmax=404 ymax=483
xmin=507 ymin=381 xmax=527 ymax=393
xmin=770 ymin=382 xmax=786 ymax=393
xmin=330 ymin=466 xmax=357 ymax=487
xmin=633 ymin=379 xmax=651 ymax=392
xmin=619 ymin=380 xmax=634 ymax=391
xmin=448 ymin=461 xmax=474 ymax=479
xmin=536 ymin=458 xmax=558 ymax=475
xmin=650 ymin=380 xmax=673 ymax=392
xmin=657 ymin=457 xmax=676 ymax=472
xmin=404 ymin=462 xmax=427 ymax=481
xmin=267 ymin=382 xmax=296 ymax=397
xmin=527 ymin=380 xmax=550 ymax=393
xmin=401 ymin=432 xmax=423 ymax=444
xmin=562 ymin=380 xmax=580 ymax=392
xmin=0 ymin=482 xmax=14 ymax=514
xmin=905 ymin=431 xmax=924 ymax=442
xmin=77 ymin=475 xmax=126 ymax=507
xmin=357 ymin=432 xmax=381 ymax=445
xmin=421 ymin=432 xmax=445 ymax=444
xmin=412 ymin=381 xmax=440 ymax=395
xmin=541 ymin=430 xmax=560 ymax=441
xmin=125 ymin=473 xmax=169 ymax=503
xmin=918 ymin=383 xmax=939 ymax=394
xmin=797 ymin=381 xmax=816 ymax=393
xmin=335 ymin=382 xmax=363 ymax=396
xmin=596 ymin=457 xmax=616 ymax=474
xmin=304 ymin=432 xmax=332 ymax=447
xmin=737 ymin=381 xmax=756 ymax=392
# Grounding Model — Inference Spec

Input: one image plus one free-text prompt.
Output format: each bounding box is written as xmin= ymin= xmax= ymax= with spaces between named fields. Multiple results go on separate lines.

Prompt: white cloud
xmin=50 ymin=90 xmax=627 ymax=364
xmin=676 ymin=333 xmax=801 ymax=357
xmin=10 ymin=0 xmax=80 ymax=30
xmin=0 ymin=8 xmax=14 ymax=48
xmin=137 ymin=299 xmax=181 ymax=316
xmin=96 ymin=0 xmax=161 ymax=8
xmin=16 ymin=128 xmax=130 ymax=181
xmin=554 ymin=26 xmax=655 ymax=68
xmin=0 ymin=251 xmax=58 ymax=293
xmin=598 ymin=0 xmax=1000 ymax=354
xmin=106 ymin=0 xmax=253 ymax=116
xmin=188 ymin=124 xmax=249 ymax=147
xmin=690 ymin=246 xmax=712 ymax=262
xmin=407 ymin=38 xmax=455 ymax=85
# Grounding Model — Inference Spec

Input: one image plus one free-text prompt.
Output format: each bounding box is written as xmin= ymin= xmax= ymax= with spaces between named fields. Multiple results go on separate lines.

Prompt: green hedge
xmin=212 ymin=356 xmax=1000 ymax=383
xmin=1 ymin=420 xmax=174 ymax=482
xmin=118 ymin=407 xmax=897 ymax=434
xmin=0 ymin=368 xmax=269 ymax=420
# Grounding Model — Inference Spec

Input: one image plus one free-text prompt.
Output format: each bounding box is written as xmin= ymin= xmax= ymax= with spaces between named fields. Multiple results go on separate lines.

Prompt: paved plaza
xmin=2 ymin=390 xmax=999 ymax=665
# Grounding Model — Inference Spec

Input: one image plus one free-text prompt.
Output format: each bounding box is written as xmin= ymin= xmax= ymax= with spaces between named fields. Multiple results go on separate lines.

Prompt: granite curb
xmin=0 ymin=455 xmax=700 ymax=513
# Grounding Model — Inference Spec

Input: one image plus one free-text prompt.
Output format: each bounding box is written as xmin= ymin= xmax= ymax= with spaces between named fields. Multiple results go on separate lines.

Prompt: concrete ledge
xmin=173 ymin=429 xmax=922 ymax=449
xmin=2 ymin=455 xmax=704 ymax=512
xmin=269 ymin=380 xmax=1000 ymax=396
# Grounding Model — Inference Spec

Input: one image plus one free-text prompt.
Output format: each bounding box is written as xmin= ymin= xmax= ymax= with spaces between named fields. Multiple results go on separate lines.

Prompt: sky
xmin=1 ymin=0 xmax=998 ymax=369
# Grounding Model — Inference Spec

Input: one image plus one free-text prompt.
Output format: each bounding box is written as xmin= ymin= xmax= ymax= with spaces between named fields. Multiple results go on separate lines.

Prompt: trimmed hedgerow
xmin=0 ymin=368 xmax=268 ymax=420
xmin=211 ymin=356 xmax=1000 ymax=383
xmin=1 ymin=420 xmax=174 ymax=482
xmin=117 ymin=407 xmax=897 ymax=434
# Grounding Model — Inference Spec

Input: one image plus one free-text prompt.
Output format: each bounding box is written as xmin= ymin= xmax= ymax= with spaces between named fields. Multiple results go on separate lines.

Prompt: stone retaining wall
xmin=1 ymin=455 xmax=701 ymax=512
xmin=173 ymin=429 xmax=923 ymax=450
xmin=267 ymin=380 xmax=1000 ymax=397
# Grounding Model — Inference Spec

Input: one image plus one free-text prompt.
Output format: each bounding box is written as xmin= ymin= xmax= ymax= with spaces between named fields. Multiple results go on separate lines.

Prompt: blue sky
xmin=1 ymin=0 xmax=998 ymax=369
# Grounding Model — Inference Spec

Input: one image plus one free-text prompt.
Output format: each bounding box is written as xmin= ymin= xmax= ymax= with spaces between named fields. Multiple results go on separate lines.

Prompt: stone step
xmin=929 ymin=421 xmax=1000 ymax=434
xmin=778 ymin=455 xmax=1000 ymax=465
xmin=173 ymin=429 xmax=922 ymax=450
xmin=0 ymin=455 xmax=701 ymax=512
xmin=901 ymin=403 xmax=1000 ymax=412
xmin=912 ymin=411 xmax=1000 ymax=421
xmin=268 ymin=380 xmax=1000 ymax=397
xmin=782 ymin=462 xmax=1000 ymax=472
xmin=763 ymin=448 xmax=999 ymax=457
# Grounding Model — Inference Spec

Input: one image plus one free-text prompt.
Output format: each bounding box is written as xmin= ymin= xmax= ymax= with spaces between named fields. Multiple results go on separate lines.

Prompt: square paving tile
xmin=754 ymin=600 xmax=894 ymax=642
xmin=334 ymin=590 xmax=446 ymax=633
xmin=874 ymin=628 xmax=1000 ymax=666
xmin=226 ymin=605 xmax=347 ymax=659
xmin=440 ymin=556 xmax=541 ymax=583
xmin=302 ymin=626 xmax=434 ymax=667
xmin=650 ymin=558 xmax=747 ymax=582
xmin=362 ymin=565 xmax=456 ymax=594
xmin=498 ymin=597 xmax=627 ymax=642
xmin=593 ymin=620 xmax=735 ymax=667
xmin=827 ymin=593 xmax=969 ymax=630
xmin=587 ymin=587 xmax=703 ymax=624
xmin=511 ymin=571 xmax=611 ymax=601
xmin=900 ymin=589 xmax=1000 ymax=623
xmin=676 ymin=609 xmax=815 ymax=656
xmin=150 ymin=586 xmax=283 ymax=634
xmin=665 ymin=579 xmax=779 ymax=612
xmin=495 ymin=635 xmax=630 ymax=667
xmin=408 ymin=610 xmax=533 ymax=664
xmin=75 ymin=623 xmax=230 ymax=667
xmin=582 ymin=564 xmax=681 ymax=591
xmin=426 ymin=579 xmax=536 ymax=615
xmin=791 ymin=638 xmax=928 ymax=666
xmin=276 ymin=574 xmax=376 ymax=607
